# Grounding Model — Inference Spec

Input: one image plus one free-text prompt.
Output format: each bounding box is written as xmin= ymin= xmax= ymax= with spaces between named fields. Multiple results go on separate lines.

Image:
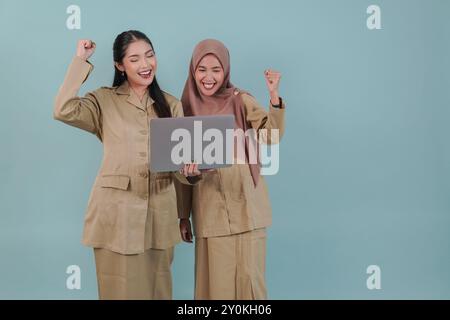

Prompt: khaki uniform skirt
xmin=93 ymin=166 xmax=180 ymax=300
xmin=194 ymin=228 xmax=267 ymax=300
xmin=94 ymin=246 xmax=173 ymax=300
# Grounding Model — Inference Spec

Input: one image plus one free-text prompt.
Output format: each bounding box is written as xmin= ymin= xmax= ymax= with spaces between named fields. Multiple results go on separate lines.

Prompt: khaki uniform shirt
xmin=54 ymin=56 xmax=188 ymax=254
xmin=177 ymin=93 xmax=286 ymax=238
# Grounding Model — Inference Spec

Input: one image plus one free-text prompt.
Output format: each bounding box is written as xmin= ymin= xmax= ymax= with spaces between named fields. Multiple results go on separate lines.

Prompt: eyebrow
xmin=128 ymin=49 xmax=154 ymax=59
xmin=198 ymin=65 xmax=222 ymax=69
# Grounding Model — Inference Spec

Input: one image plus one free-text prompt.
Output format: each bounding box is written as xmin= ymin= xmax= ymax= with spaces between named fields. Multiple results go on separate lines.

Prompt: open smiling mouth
xmin=138 ymin=69 xmax=152 ymax=79
xmin=202 ymin=81 xmax=216 ymax=90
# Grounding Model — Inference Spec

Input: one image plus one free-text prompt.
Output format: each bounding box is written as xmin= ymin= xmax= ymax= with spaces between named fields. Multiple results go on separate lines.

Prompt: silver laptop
xmin=150 ymin=115 xmax=235 ymax=172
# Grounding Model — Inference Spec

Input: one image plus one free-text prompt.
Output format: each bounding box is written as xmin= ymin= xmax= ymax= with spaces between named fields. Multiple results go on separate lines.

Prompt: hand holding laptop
xmin=179 ymin=162 xmax=214 ymax=178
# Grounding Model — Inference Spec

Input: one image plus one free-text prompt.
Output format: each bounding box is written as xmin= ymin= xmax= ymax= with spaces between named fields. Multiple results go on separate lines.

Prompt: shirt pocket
xmin=96 ymin=174 xmax=131 ymax=229
xmin=99 ymin=174 xmax=131 ymax=190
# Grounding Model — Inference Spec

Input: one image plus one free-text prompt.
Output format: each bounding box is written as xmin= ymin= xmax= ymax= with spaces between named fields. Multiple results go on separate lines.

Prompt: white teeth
xmin=203 ymin=83 xmax=215 ymax=89
xmin=139 ymin=70 xmax=151 ymax=75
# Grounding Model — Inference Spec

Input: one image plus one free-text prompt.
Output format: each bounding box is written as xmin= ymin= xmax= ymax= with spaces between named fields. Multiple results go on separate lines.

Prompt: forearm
xmin=53 ymin=56 xmax=102 ymax=136
xmin=54 ymin=56 xmax=93 ymax=119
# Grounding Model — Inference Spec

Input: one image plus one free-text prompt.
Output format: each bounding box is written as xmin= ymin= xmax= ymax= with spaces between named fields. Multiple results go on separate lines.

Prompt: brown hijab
xmin=181 ymin=39 xmax=260 ymax=187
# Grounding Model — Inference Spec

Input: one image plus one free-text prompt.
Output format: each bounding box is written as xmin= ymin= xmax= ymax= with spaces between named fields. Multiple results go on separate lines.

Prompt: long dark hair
xmin=113 ymin=30 xmax=172 ymax=118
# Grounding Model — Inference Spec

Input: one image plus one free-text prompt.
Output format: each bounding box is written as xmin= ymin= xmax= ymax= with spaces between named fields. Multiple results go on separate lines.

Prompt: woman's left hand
xmin=264 ymin=69 xmax=282 ymax=105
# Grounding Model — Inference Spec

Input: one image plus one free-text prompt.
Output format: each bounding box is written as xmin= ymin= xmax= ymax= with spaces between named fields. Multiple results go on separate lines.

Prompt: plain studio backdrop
xmin=0 ymin=0 xmax=449 ymax=299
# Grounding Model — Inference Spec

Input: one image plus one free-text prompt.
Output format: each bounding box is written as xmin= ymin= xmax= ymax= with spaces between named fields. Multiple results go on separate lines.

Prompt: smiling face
xmin=194 ymin=54 xmax=225 ymax=96
xmin=115 ymin=39 xmax=157 ymax=89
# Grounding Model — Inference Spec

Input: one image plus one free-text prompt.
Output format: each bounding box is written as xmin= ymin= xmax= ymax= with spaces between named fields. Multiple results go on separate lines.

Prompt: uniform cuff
xmin=69 ymin=56 xmax=94 ymax=85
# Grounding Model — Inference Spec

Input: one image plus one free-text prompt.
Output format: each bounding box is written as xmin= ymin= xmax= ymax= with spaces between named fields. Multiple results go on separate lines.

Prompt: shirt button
xmin=139 ymin=130 xmax=147 ymax=135
xmin=142 ymin=194 xmax=148 ymax=200
xmin=139 ymin=152 xmax=147 ymax=157
xmin=139 ymin=172 xmax=148 ymax=178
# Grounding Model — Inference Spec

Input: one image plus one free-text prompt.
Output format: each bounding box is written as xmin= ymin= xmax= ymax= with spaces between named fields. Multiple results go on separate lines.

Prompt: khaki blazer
xmin=177 ymin=93 xmax=286 ymax=238
xmin=54 ymin=56 xmax=189 ymax=254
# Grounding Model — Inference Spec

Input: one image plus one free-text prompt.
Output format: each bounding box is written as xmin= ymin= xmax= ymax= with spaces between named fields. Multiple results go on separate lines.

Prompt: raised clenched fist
xmin=76 ymin=39 xmax=96 ymax=61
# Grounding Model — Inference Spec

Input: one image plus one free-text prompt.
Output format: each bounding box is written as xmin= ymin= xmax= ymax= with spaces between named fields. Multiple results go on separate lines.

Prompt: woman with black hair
xmin=54 ymin=30 xmax=196 ymax=299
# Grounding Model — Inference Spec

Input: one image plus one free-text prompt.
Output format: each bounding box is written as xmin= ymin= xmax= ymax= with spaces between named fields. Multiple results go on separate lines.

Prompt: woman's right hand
xmin=179 ymin=163 xmax=201 ymax=177
xmin=76 ymin=39 xmax=96 ymax=61
xmin=179 ymin=163 xmax=215 ymax=177
xmin=179 ymin=218 xmax=193 ymax=243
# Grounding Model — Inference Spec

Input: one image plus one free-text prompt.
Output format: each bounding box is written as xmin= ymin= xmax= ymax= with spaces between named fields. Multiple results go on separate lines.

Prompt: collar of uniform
xmin=114 ymin=80 xmax=130 ymax=95
xmin=115 ymin=81 xmax=155 ymax=111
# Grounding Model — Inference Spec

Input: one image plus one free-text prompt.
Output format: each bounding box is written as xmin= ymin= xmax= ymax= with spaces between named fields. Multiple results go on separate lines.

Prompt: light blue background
xmin=0 ymin=0 xmax=449 ymax=299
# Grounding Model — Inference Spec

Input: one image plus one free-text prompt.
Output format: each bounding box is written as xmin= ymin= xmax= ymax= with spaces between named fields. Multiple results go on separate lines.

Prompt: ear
xmin=115 ymin=62 xmax=125 ymax=72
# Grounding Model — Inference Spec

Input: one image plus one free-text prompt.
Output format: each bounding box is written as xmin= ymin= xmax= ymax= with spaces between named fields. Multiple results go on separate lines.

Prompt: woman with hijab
xmin=178 ymin=39 xmax=286 ymax=300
